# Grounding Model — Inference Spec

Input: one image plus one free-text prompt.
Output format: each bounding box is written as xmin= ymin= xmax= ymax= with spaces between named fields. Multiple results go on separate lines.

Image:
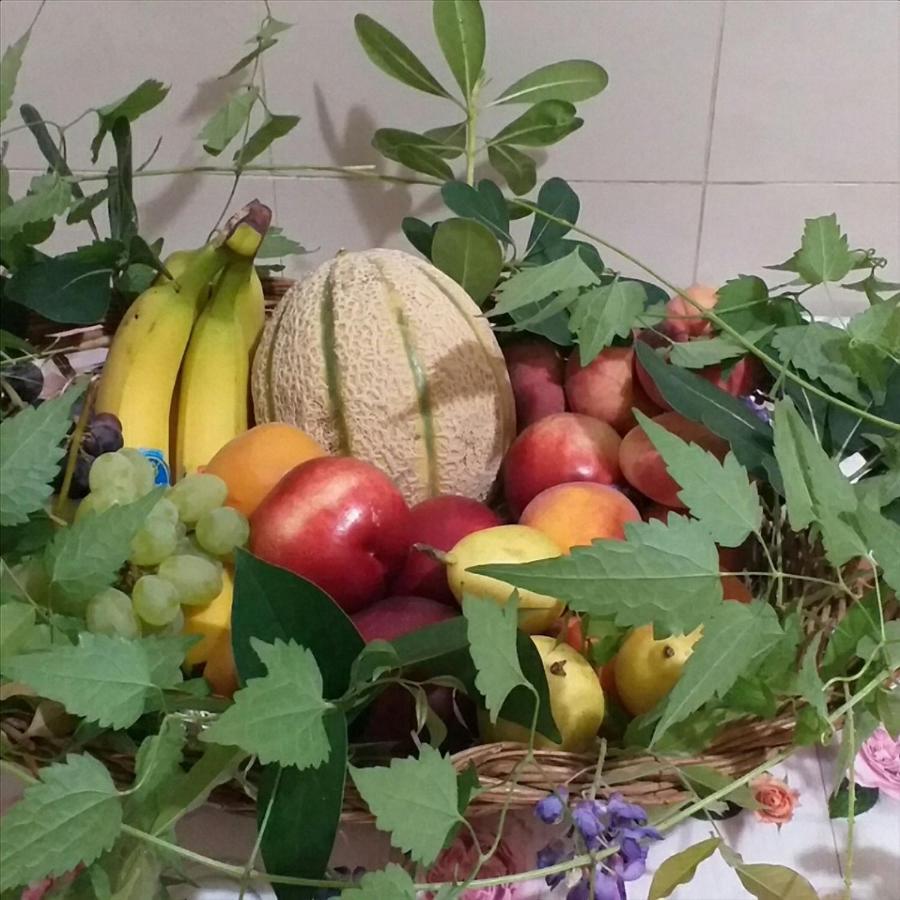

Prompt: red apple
xmin=249 ymin=457 xmax=411 ymax=613
xmin=351 ymin=594 xmax=458 ymax=643
xmin=390 ymin=495 xmax=501 ymax=604
xmin=503 ymin=412 xmax=622 ymax=517
xmin=503 ymin=338 xmax=567 ymax=429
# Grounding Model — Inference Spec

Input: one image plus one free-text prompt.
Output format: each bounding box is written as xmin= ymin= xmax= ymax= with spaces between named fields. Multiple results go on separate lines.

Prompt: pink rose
xmin=425 ymin=823 xmax=529 ymax=900
xmin=855 ymin=725 xmax=900 ymax=801
xmin=751 ymin=774 xmax=800 ymax=825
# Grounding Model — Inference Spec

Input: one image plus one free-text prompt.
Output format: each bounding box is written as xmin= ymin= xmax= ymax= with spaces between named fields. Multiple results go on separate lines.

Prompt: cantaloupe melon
xmin=251 ymin=249 xmax=516 ymax=504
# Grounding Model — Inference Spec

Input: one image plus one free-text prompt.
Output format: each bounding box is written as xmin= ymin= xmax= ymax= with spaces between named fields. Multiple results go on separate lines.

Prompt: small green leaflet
xmin=525 ymin=177 xmax=579 ymax=257
xmin=794 ymin=214 xmax=854 ymax=285
xmin=201 ymin=638 xmax=332 ymax=769
xmin=0 ymin=602 xmax=36 ymax=660
xmin=476 ymin=516 xmax=721 ymax=635
xmin=821 ymin=592 xmax=882 ymax=678
xmin=0 ymin=172 xmax=73 ymax=237
xmin=392 ymin=144 xmax=454 ymax=180
xmin=570 ymin=280 xmax=646 ymax=364
xmin=0 ymin=21 xmax=32 ymax=123
xmin=198 ymin=87 xmax=259 ymax=155
xmin=255 ymin=16 xmax=293 ymax=42
xmin=647 ymin=837 xmax=721 ymax=900
xmin=487 ymin=143 xmax=536 ymax=195
xmin=433 ymin=0 xmax=485 ymax=101
xmin=463 ymin=593 xmax=529 ymax=723
xmin=636 ymin=410 xmax=761 ymax=547
xmin=257 ymin=226 xmax=308 ymax=259
xmin=669 ymin=327 xmax=772 ymax=370
xmin=431 ymin=218 xmax=503 ymax=304
xmin=124 ymin=718 xmax=186 ymax=829
xmin=795 ymin=635 xmax=828 ymax=721
xmin=829 ymin=779 xmax=879 ymax=819
xmin=877 ymin=689 xmax=900 ymax=738
xmin=44 ymin=490 xmax=162 ymax=606
xmin=491 ymin=99 xmax=583 ymax=147
xmin=374 ymin=127 xmax=463 ymax=161
xmin=734 ymin=863 xmax=820 ymax=900
xmin=679 ymin=765 xmax=760 ymax=809
xmin=0 ymin=381 xmax=84 ymax=527
xmin=233 ymin=113 xmax=300 ymax=168
xmin=441 ymin=179 xmax=512 ymax=244
xmin=340 ymin=864 xmax=417 ymax=900
xmin=350 ymin=744 xmax=461 ymax=866
xmin=653 ymin=602 xmax=771 ymax=744
xmin=771 ymin=323 xmax=864 ymax=403
xmin=91 ymin=79 xmax=170 ymax=161
xmin=847 ymin=298 xmax=900 ymax=355
xmin=4 ymin=634 xmax=181 ymax=729
xmin=855 ymin=501 xmax=900 ymax=593
xmin=221 ymin=38 xmax=277 ymax=79
xmin=489 ymin=249 xmax=599 ymax=317
xmin=0 ymin=755 xmax=121 ymax=891
xmin=494 ymin=59 xmax=608 ymax=105
xmin=354 ymin=14 xmax=450 ymax=98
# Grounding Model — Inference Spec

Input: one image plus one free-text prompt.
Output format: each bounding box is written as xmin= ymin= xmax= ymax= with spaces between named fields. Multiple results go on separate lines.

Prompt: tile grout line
xmin=692 ymin=0 xmax=728 ymax=284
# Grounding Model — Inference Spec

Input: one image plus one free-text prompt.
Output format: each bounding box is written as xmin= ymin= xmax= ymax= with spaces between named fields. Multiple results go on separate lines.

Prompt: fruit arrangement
xmin=1 ymin=2 xmax=897 ymax=899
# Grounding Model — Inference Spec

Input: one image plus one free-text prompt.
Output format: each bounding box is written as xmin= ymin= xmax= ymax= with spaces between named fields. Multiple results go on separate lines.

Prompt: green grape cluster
xmin=77 ymin=462 xmax=249 ymax=638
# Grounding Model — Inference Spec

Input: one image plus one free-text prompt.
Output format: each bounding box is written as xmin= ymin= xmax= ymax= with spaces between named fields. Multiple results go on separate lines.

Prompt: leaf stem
xmin=53 ymin=378 xmax=95 ymax=518
xmin=465 ymin=85 xmax=480 ymax=186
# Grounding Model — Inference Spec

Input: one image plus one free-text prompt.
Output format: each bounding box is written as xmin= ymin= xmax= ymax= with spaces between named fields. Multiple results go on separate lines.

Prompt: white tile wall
xmin=2 ymin=0 xmax=898 ymax=315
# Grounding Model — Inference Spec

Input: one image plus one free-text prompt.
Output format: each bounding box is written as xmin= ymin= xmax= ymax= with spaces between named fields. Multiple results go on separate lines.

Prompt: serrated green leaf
xmin=0 ymin=511 xmax=52 ymax=563
xmin=795 ymin=214 xmax=854 ymax=285
xmin=441 ymin=179 xmax=512 ymax=244
xmin=491 ymin=99 xmax=582 ymax=147
xmin=495 ymin=59 xmax=608 ymax=105
xmin=848 ymin=298 xmax=900 ymax=356
xmin=772 ymin=323 xmax=865 ymax=403
xmin=876 ymin=689 xmax=900 ymax=738
xmin=794 ymin=633 xmax=828 ymax=722
xmin=350 ymin=745 xmax=460 ymax=866
xmin=201 ymin=638 xmax=332 ymax=769
xmin=433 ymin=0 xmax=485 ymax=101
xmin=722 ymin=674 xmax=778 ymax=718
xmin=0 ymin=755 xmax=121 ymax=891
xmin=0 ymin=602 xmax=36 ymax=660
xmin=0 ymin=25 xmax=31 ymax=124
xmin=487 ymin=143 xmax=536 ymax=195
xmin=431 ymin=217 xmax=502 ymax=304
xmin=198 ymin=87 xmax=258 ymax=155
xmin=44 ymin=490 xmax=161 ymax=607
xmin=570 ymin=279 xmax=646 ymax=363
xmin=669 ymin=330 xmax=770 ymax=370
xmin=4 ymin=633 xmax=173 ymax=728
xmin=91 ymin=79 xmax=169 ymax=162
xmin=0 ymin=173 xmax=73 ymax=238
xmin=125 ymin=718 xmax=186 ymax=829
xmin=647 ymin=837 xmax=721 ymax=900
xmin=652 ymin=602 xmax=769 ymax=743
xmin=477 ymin=516 xmax=721 ymax=635
xmin=821 ymin=592 xmax=882 ymax=679
xmin=499 ymin=286 xmax=577 ymax=334
xmin=856 ymin=499 xmax=900 ymax=593
xmin=0 ymin=382 xmax=84 ymax=526
xmin=489 ymin=248 xmax=599 ymax=317
xmin=221 ymin=37 xmax=277 ymax=79
xmin=233 ymin=113 xmax=299 ymax=168
xmin=354 ymin=14 xmax=450 ymax=98
xmin=636 ymin=411 xmax=761 ymax=547
xmin=735 ymin=863 xmax=820 ymax=900
xmin=340 ymin=864 xmax=416 ymax=900
xmin=844 ymin=273 xmax=900 ymax=306
xmin=526 ymin=237 xmax=606 ymax=276
xmin=462 ymin=593 xmax=529 ymax=723
xmin=257 ymin=226 xmax=307 ymax=259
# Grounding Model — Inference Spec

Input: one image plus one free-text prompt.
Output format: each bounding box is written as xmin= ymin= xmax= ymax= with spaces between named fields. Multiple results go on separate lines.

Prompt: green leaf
xmin=257 ymin=226 xmax=307 ymax=259
xmin=350 ymin=745 xmax=460 ymax=866
xmin=848 ymin=298 xmax=900 ymax=355
xmin=0 ymin=172 xmax=73 ymax=237
xmin=477 ymin=516 xmax=721 ymax=635
xmin=433 ymin=0 xmax=485 ymax=100
xmin=634 ymin=341 xmax=780 ymax=491
xmin=794 ymin=634 xmax=828 ymax=722
xmin=441 ymin=179 xmax=512 ymax=244
xmin=198 ymin=87 xmax=259 ymax=155
xmin=125 ymin=718 xmax=186 ymax=829
xmin=340 ymin=864 xmax=416 ymax=900
xmin=431 ymin=218 xmax=503 ymax=304
xmin=424 ymin=121 xmax=467 ymax=154
xmin=462 ymin=593 xmax=529 ymax=722
xmin=489 ymin=248 xmax=599 ymax=317
xmin=4 ymin=633 xmax=175 ymax=729
xmin=67 ymin=188 xmax=108 ymax=226
xmin=491 ymin=99 xmax=582 ymax=147
xmin=0 ymin=382 xmax=84 ymax=526
xmin=0 ymin=755 xmax=121 ymax=891
xmin=829 ymin=779 xmax=879 ymax=819
xmin=44 ymin=490 xmax=161 ymax=607
xmin=679 ymin=765 xmax=760 ymax=809
xmin=234 ymin=113 xmax=300 ymax=168
xmin=402 ymin=216 xmax=435 ymax=258
xmin=5 ymin=240 xmax=124 ymax=324
xmin=822 ymin=592 xmax=882 ymax=678
xmin=669 ymin=332 xmax=770 ymax=370
xmin=855 ymin=500 xmax=900 ymax=593
xmin=525 ymin=176 xmax=579 ymax=256
xmin=487 ymin=143 xmax=536 ymax=195
xmin=108 ymin=118 xmax=137 ymax=243
xmin=735 ymin=863 xmax=820 ymax=900
xmin=256 ymin=16 xmax=293 ymax=41
xmin=647 ymin=837 xmax=721 ymax=900
xmin=221 ymin=37 xmax=277 ymax=79
xmin=354 ymin=14 xmax=450 ymax=98
xmin=374 ymin=128 xmax=463 ymax=163
xmin=499 ymin=286 xmax=577 ymax=334
xmin=844 ymin=272 xmax=900 ymax=306
xmin=715 ymin=276 xmax=800 ymax=333
xmin=201 ymin=638 xmax=332 ymax=769
xmin=527 ymin=236 xmax=606 ymax=276
xmin=772 ymin=323 xmax=864 ymax=403
xmin=636 ymin=411 xmax=762 ymax=547
xmin=0 ymin=602 xmax=36 ymax=659
xmin=495 ymin=59 xmax=608 ymax=105
xmin=0 ymin=24 xmax=32 ymax=124
xmin=772 ymin=397 xmax=863 ymax=566
xmin=570 ymin=279 xmax=646 ymax=363
xmin=230 ymin=549 xmax=364 ymax=699
xmin=794 ymin=214 xmax=854 ymax=285
xmin=877 ymin=689 xmax=900 ymax=738
xmin=722 ymin=675 xmax=778 ymax=718
xmin=653 ymin=602 xmax=771 ymax=743
xmin=91 ymin=79 xmax=169 ymax=162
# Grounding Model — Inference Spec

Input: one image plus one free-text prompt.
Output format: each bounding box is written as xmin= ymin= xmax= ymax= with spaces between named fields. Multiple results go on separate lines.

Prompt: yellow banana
xmin=174 ymin=258 xmax=257 ymax=478
xmin=96 ymin=243 xmax=231 ymax=471
xmin=154 ymin=247 xmax=201 ymax=285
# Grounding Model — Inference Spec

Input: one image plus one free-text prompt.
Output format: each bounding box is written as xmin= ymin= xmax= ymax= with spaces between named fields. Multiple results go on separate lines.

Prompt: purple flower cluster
xmin=534 ymin=791 xmax=662 ymax=900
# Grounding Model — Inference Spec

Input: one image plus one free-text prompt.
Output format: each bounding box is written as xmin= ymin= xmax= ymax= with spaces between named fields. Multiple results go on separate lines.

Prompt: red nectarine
xmin=503 ymin=338 xmax=567 ymax=429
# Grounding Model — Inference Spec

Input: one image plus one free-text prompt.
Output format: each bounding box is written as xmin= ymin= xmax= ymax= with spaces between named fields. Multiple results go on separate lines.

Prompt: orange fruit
xmin=203 ymin=423 xmax=326 ymax=517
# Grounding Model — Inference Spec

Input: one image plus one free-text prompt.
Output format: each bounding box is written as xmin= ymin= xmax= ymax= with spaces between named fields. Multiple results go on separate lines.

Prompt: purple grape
xmin=69 ymin=455 xmax=93 ymax=499
xmin=4 ymin=361 xmax=43 ymax=405
xmin=83 ymin=413 xmax=124 ymax=455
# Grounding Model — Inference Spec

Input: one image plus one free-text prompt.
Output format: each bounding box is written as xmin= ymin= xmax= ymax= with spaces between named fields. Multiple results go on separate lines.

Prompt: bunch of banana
xmin=96 ymin=200 xmax=271 ymax=483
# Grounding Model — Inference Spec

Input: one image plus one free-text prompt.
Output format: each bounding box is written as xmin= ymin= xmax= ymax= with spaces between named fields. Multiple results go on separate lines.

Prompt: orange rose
xmin=751 ymin=774 xmax=800 ymax=825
